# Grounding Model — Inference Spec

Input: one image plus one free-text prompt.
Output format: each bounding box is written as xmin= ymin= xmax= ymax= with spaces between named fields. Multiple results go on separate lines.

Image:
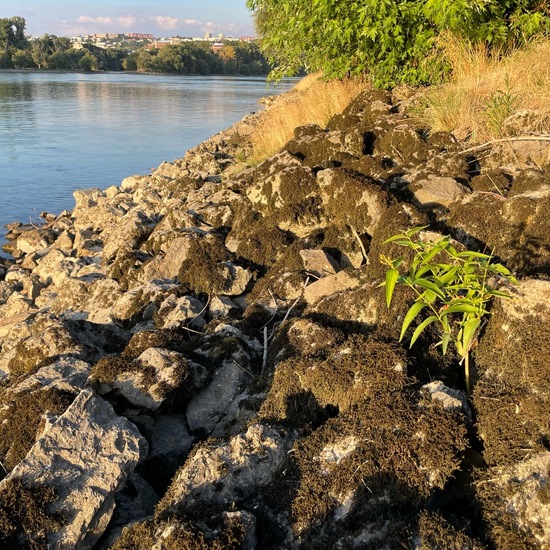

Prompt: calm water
xmin=0 ymin=71 xmax=295 ymax=245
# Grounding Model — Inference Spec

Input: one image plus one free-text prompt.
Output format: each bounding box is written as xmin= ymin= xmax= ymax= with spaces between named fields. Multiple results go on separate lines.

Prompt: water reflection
xmin=0 ymin=72 xmax=296 ymax=242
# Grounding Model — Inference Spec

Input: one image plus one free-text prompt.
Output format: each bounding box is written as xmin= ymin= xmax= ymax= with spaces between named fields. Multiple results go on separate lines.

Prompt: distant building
xmin=239 ymin=36 xmax=256 ymax=43
xmin=126 ymin=33 xmax=154 ymax=40
xmin=212 ymin=42 xmax=224 ymax=53
xmin=204 ymin=32 xmax=212 ymax=40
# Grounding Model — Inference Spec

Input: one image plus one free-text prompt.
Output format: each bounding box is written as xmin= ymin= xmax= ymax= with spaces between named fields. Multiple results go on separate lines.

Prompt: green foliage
xmin=380 ymin=226 xmax=517 ymax=392
xmin=484 ymin=74 xmax=519 ymax=135
xmin=134 ymin=41 xmax=269 ymax=76
xmin=0 ymin=15 xmax=269 ymax=75
xmin=247 ymin=0 xmax=550 ymax=87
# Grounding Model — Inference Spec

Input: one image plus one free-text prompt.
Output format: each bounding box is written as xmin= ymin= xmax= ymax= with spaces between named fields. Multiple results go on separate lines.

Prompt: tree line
xmin=0 ymin=16 xmax=270 ymax=75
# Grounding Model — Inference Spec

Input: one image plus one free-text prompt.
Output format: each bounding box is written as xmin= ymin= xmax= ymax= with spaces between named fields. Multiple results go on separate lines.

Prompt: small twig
xmin=262 ymin=326 xmax=268 ymax=373
xmin=260 ymin=289 xmax=278 ymax=331
xmin=196 ymin=294 xmax=211 ymax=318
xmin=233 ymin=360 xmax=254 ymax=378
xmin=181 ymin=325 xmax=204 ymax=335
xmin=350 ymin=225 xmax=368 ymax=262
xmin=391 ymin=145 xmax=405 ymax=161
xmin=461 ymin=135 xmax=550 ymax=155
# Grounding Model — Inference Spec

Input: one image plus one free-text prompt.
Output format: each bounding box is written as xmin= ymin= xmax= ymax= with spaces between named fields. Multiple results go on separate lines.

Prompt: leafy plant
xmin=485 ymin=74 xmax=519 ymax=135
xmin=380 ymin=226 xmax=517 ymax=393
xmin=246 ymin=0 xmax=549 ymax=87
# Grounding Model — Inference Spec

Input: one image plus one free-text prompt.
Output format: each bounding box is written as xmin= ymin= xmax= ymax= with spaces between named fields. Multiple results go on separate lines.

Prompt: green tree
xmin=247 ymin=0 xmax=549 ymax=87
xmin=11 ymin=49 xmax=33 ymax=68
xmin=0 ymin=16 xmax=28 ymax=51
xmin=78 ymin=52 xmax=98 ymax=71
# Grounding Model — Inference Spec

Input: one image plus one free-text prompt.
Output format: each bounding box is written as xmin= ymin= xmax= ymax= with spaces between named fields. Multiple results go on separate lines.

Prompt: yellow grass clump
xmin=417 ymin=34 xmax=550 ymax=142
xmin=247 ymin=74 xmax=368 ymax=163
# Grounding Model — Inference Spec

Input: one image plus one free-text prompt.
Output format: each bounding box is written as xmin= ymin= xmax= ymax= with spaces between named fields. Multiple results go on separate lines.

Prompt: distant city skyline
xmin=2 ymin=1 xmax=255 ymax=38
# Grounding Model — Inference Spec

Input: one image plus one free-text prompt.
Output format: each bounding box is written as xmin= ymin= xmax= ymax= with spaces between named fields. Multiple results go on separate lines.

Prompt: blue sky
xmin=3 ymin=1 xmax=255 ymax=38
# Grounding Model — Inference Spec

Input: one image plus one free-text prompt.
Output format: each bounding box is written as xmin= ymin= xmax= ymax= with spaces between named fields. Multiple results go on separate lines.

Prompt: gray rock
xmin=421 ymin=380 xmax=472 ymax=421
xmin=10 ymin=356 xmax=91 ymax=395
xmin=479 ymin=452 xmax=550 ymax=547
xmin=156 ymin=294 xmax=205 ymax=329
xmin=186 ymin=360 xmax=248 ymax=436
xmin=410 ymin=175 xmax=470 ymax=209
xmin=303 ymin=270 xmax=360 ymax=305
xmin=2 ymin=389 xmax=147 ymax=550
xmin=300 ymin=249 xmax=340 ymax=277
xmin=209 ymin=295 xmax=239 ymax=318
xmin=159 ymin=424 xmax=293 ymax=515
xmin=136 ymin=233 xmax=197 ymax=284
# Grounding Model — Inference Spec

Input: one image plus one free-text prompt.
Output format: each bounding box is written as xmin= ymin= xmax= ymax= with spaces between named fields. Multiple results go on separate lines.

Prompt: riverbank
xmin=0 ymin=80 xmax=549 ymax=548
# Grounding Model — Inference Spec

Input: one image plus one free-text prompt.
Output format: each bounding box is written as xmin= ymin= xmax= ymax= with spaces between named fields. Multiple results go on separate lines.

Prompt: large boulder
xmin=1 ymin=389 xmax=147 ymax=549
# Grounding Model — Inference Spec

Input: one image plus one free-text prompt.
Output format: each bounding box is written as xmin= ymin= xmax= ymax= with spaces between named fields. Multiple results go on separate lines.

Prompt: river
xmin=0 ymin=71 xmax=296 ymax=246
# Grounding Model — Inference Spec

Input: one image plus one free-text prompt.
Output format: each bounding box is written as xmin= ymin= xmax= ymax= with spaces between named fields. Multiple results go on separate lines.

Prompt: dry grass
xmin=416 ymin=34 xmax=550 ymax=142
xmin=247 ymin=73 xmax=368 ymax=162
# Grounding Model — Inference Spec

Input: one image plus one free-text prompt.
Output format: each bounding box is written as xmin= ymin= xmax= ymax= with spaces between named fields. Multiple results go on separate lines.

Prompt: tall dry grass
xmin=416 ymin=34 xmax=550 ymax=142
xmin=247 ymin=74 xmax=368 ymax=162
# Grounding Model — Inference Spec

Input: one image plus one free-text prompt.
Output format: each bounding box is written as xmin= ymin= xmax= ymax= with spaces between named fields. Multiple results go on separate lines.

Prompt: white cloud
xmin=75 ymin=15 xmax=137 ymax=28
xmin=63 ymin=12 xmax=253 ymax=38
xmin=116 ymin=16 xmax=138 ymax=28
xmin=152 ymin=16 xmax=181 ymax=30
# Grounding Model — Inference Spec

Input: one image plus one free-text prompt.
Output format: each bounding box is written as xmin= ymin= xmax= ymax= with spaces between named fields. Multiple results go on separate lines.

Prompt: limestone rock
xmin=410 ymin=175 xmax=470 ymax=209
xmin=15 ymin=228 xmax=56 ymax=254
xmin=102 ymin=211 xmax=157 ymax=263
xmin=91 ymin=347 xmax=191 ymax=411
xmin=112 ymin=281 xmax=177 ymax=324
xmin=303 ymin=270 xmax=361 ymax=305
xmin=136 ymin=233 xmax=197 ymax=284
xmin=155 ymin=294 xmax=206 ymax=329
xmin=209 ymin=295 xmax=240 ymax=318
xmin=421 ymin=380 xmax=472 ymax=421
xmin=10 ymin=356 xmax=91 ymax=395
xmin=158 ymin=424 xmax=293 ymax=515
xmin=478 ymin=452 xmax=550 ymax=548
xmin=186 ymin=361 xmax=249 ymax=436
xmin=317 ymin=168 xmax=392 ymax=234
xmin=474 ymin=278 xmax=550 ymax=467
xmin=1 ymin=389 xmax=147 ymax=550
xmin=299 ymin=249 xmax=340 ymax=277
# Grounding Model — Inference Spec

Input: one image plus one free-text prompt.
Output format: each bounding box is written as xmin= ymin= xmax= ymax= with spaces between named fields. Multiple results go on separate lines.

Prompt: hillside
xmin=0 ymin=80 xmax=549 ymax=548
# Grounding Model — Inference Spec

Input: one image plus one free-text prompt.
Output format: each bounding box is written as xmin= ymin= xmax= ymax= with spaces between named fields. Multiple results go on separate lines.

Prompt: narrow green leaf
xmin=490 ymin=263 xmax=512 ymax=276
xmin=406 ymin=225 xmax=429 ymax=237
xmin=440 ymin=303 xmax=482 ymax=315
xmin=439 ymin=266 xmax=459 ymax=285
xmin=385 ymin=268 xmax=399 ymax=307
xmin=413 ymin=278 xmax=446 ymax=298
xmin=422 ymin=289 xmax=437 ymax=304
xmin=441 ymin=331 xmax=451 ymax=355
xmin=392 ymin=257 xmax=404 ymax=269
xmin=399 ymin=301 xmax=427 ymax=341
xmin=422 ymin=244 xmax=444 ymax=263
xmin=409 ymin=315 xmax=438 ymax=347
xmin=456 ymin=250 xmax=493 ymax=260
xmin=487 ymin=289 xmax=512 ymax=298
xmin=461 ymin=318 xmax=481 ymax=354
xmin=383 ymin=233 xmax=408 ymax=244
xmin=415 ymin=264 xmax=438 ymax=279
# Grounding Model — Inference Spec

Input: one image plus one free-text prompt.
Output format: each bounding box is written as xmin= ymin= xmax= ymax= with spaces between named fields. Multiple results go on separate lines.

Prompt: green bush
xmin=247 ymin=0 xmax=549 ymax=87
xmin=380 ymin=226 xmax=517 ymax=393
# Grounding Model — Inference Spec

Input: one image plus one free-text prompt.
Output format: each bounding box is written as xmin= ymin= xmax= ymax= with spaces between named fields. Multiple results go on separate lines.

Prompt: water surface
xmin=0 ymin=72 xmax=295 ymax=243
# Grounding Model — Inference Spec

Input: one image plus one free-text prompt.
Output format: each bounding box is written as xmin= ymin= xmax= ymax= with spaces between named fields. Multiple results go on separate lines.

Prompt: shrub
xmin=247 ymin=0 xmax=549 ymax=87
xmin=380 ymin=226 xmax=517 ymax=393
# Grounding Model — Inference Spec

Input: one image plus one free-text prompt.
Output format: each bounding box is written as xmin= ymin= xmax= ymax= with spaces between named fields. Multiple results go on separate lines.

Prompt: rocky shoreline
xmin=0 ymin=87 xmax=549 ymax=548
